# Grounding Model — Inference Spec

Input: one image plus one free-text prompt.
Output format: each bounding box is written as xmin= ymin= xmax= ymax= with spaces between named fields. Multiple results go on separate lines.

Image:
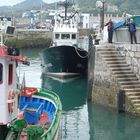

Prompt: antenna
xmin=58 ymin=0 xmax=73 ymax=20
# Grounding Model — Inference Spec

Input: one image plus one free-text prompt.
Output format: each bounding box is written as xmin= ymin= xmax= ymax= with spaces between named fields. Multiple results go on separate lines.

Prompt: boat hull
xmin=5 ymin=89 xmax=62 ymax=140
xmin=40 ymin=45 xmax=88 ymax=78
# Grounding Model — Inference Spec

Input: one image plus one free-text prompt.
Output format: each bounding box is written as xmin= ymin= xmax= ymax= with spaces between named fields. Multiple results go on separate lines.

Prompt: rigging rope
xmin=73 ymin=45 xmax=89 ymax=58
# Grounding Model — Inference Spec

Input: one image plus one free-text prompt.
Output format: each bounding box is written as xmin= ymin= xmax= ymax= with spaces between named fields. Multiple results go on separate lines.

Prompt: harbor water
xmin=19 ymin=47 xmax=140 ymax=140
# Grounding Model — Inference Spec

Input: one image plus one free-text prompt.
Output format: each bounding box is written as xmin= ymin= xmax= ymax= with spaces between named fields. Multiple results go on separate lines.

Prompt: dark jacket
xmin=105 ymin=20 xmax=113 ymax=31
xmin=128 ymin=23 xmax=136 ymax=33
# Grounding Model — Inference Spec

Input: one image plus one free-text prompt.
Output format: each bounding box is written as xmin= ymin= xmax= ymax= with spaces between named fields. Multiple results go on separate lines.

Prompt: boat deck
xmin=20 ymin=112 xmax=50 ymax=140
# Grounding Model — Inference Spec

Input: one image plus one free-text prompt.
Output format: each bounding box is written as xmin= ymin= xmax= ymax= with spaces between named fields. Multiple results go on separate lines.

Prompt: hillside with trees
xmin=76 ymin=0 xmax=140 ymax=15
xmin=0 ymin=0 xmax=140 ymax=16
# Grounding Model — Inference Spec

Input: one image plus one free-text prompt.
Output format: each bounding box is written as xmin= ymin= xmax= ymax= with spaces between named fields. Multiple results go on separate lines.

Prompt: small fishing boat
xmin=0 ymin=25 xmax=62 ymax=140
xmin=6 ymin=88 xmax=62 ymax=140
xmin=40 ymin=0 xmax=88 ymax=79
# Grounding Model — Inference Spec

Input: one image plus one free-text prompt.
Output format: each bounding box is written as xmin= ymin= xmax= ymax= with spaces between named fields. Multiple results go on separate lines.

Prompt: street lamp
xmin=96 ymin=0 xmax=105 ymax=32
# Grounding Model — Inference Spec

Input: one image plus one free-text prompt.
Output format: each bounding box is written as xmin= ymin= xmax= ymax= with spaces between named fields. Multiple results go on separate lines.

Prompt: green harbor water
xmin=19 ymin=47 xmax=140 ymax=140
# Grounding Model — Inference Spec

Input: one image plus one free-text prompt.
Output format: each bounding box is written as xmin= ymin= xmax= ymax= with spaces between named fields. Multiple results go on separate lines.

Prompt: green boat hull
xmin=5 ymin=89 xmax=62 ymax=140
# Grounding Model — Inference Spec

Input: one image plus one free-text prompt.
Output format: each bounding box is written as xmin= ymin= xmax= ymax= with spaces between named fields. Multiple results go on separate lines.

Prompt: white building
xmin=0 ymin=17 xmax=12 ymax=29
xmin=79 ymin=13 xmax=90 ymax=29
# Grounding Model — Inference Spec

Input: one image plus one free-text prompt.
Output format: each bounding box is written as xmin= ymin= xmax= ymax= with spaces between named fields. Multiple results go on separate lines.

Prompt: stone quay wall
xmin=115 ymin=44 xmax=140 ymax=76
xmin=91 ymin=44 xmax=140 ymax=115
xmin=92 ymin=45 xmax=120 ymax=109
xmin=15 ymin=28 xmax=92 ymax=40
xmin=15 ymin=29 xmax=53 ymax=40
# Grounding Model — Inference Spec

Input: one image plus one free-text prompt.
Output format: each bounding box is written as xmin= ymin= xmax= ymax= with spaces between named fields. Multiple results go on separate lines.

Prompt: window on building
xmin=55 ymin=34 xmax=60 ymax=39
xmin=72 ymin=34 xmax=76 ymax=39
xmin=8 ymin=64 xmax=13 ymax=85
xmin=86 ymin=23 xmax=88 ymax=28
xmin=61 ymin=34 xmax=70 ymax=39
xmin=0 ymin=64 xmax=3 ymax=84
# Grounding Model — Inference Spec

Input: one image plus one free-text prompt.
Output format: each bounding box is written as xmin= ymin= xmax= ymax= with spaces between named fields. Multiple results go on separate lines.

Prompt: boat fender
xmin=25 ymin=88 xmax=38 ymax=96
xmin=8 ymin=89 xmax=15 ymax=113
xmin=18 ymin=112 xmax=24 ymax=119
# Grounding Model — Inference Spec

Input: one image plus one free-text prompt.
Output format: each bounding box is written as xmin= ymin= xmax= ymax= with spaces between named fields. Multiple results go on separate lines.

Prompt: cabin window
xmin=55 ymin=34 xmax=60 ymax=39
xmin=0 ymin=64 xmax=3 ymax=84
xmin=61 ymin=34 xmax=70 ymax=39
xmin=8 ymin=64 xmax=13 ymax=85
xmin=72 ymin=34 xmax=76 ymax=39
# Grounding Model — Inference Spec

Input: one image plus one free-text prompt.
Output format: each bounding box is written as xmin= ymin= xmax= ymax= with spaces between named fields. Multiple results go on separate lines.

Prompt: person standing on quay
xmin=127 ymin=18 xmax=137 ymax=44
xmin=105 ymin=19 xmax=114 ymax=43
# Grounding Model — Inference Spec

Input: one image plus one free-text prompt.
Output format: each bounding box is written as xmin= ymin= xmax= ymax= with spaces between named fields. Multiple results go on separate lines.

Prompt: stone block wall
xmin=92 ymin=46 xmax=120 ymax=109
xmin=91 ymin=44 xmax=140 ymax=115
xmin=115 ymin=44 xmax=140 ymax=76
xmin=15 ymin=29 xmax=53 ymax=40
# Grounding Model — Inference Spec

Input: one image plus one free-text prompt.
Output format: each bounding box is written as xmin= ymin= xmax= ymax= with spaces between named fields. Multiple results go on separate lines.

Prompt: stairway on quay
xmin=97 ymin=45 xmax=140 ymax=112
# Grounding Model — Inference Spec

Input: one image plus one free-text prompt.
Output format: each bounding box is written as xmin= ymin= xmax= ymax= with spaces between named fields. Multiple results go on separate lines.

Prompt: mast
xmin=58 ymin=0 xmax=73 ymax=20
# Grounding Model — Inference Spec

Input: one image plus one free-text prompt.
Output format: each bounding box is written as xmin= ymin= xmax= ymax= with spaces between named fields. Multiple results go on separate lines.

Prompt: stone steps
xmin=132 ymin=99 xmax=140 ymax=103
xmin=117 ymin=77 xmax=138 ymax=82
xmin=97 ymin=46 xmax=140 ymax=113
xmin=106 ymin=60 xmax=127 ymax=64
xmin=100 ymin=51 xmax=119 ymax=55
xmin=113 ymin=70 xmax=134 ymax=74
xmin=103 ymin=57 xmax=125 ymax=61
xmin=121 ymin=84 xmax=140 ymax=89
xmin=96 ymin=47 xmax=116 ymax=51
xmin=108 ymin=63 xmax=129 ymax=67
xmin=115 ymin=73 xmax=137 ymax=78
xmin=133 ymin=103 xmax=140 ymax=106
xmin=110 ymin=67 xmax=131 ymax=71
xmin=128 ymin=95 xmax=140 ymax=99
xmin=119 ymin=81 xmax=140 ymax=85
xmin=124 ymin=88 xmax=140 ymax=92
xmin=126 ymin=91 xmax=140 ymax=96
xmin=101 ymin=54 xmax=121 ymax=58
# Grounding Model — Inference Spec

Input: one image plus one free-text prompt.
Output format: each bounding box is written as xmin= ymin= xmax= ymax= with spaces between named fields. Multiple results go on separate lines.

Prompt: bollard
xmin=118 ymin=90 xmax=125 ymax=112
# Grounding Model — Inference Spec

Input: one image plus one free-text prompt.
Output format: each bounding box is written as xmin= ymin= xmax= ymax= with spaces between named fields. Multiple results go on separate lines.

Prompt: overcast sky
xmin=0 ymin=0 xmax=60 ymax=6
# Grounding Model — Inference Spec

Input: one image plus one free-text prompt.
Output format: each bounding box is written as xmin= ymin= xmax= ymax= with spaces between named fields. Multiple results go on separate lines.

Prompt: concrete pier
xmin=90 ymin=43 xmax=140 ymax=116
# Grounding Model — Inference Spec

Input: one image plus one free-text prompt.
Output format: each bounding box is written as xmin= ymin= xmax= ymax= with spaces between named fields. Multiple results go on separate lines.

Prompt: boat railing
xmin=39 ymin=89 xmax=62 ymax=139
xmin=117 ymin=44 xmax=140 ymax=80
xmin=54 ymin=22 xmax=78 ymax=29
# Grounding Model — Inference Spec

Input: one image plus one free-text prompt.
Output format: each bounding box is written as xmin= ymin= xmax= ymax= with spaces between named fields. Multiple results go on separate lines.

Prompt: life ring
xmin=8 ymin=89 xmax=15 ymax=113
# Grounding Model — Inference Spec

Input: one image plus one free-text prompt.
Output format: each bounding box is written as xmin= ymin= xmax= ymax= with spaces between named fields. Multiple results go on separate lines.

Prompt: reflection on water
xmin=41 ymin=74 xmax=90 ymax=140
xmin=17 ymin=47 xmax=43 ymax=87
xmin=88 ymin=102 xmax=140 ymax=140
xmin=41 ymin=74 xmax=87 ymax=111
xmin=19 ymin=47 xmax=140 ymax=140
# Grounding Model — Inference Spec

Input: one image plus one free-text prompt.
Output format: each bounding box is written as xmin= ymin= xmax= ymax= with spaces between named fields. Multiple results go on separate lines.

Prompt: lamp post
xmin=96 ymin=0 xmax=105 ymax=32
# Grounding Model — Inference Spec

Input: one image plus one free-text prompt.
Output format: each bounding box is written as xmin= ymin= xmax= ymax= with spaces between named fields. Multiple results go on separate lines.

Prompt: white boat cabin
xmin=53 ymin=27 xmax=78 ymax=46
xmin=0 ymin=45 xmax=18 ymax=125
xmin=52 ymin=13 xmax=79 ymax=47
xmin=0 ymin=44 xmax=28 ymax=125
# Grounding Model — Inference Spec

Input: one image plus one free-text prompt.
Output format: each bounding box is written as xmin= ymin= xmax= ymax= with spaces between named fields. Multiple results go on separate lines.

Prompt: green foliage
xmin=75 ymin=0 xmax=140 ymax=15
xmin=0 ymin=0 xmax=140 ymax=16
